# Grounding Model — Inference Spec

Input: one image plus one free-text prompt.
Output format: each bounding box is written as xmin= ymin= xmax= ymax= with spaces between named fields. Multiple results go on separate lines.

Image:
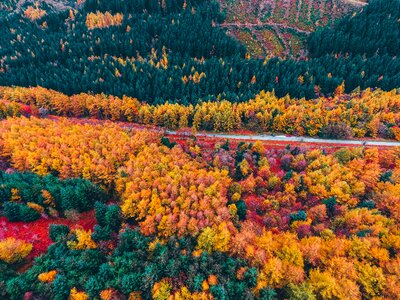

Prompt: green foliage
xmin=121 ymin=273 xmax=142 ymax=294
xmin=260 ymin=288 xmax=278 ymax=300
xmin=323 ymin=197 xmax=337 ymax=218
xmin=210 ymin=284 xmax=228 ymax=300
xmin=92 ymin=225 xmax=112 ymax=242
xmin=84 ymin=276 xmax=103 ymax=299
xmin=235 ymin=200 xmax=247 ymax=221
xmin=52 ymin=275 xmax=71 ymax=300
xmin=0 ymin=171 xmax=107 ymax=219
xmin=379 ymin=170 xmax=393 ymax=183
xmin=290 ymin=210 xmax=307 ymax=223
xmin=243 ymin=267 xmax=258 ymax=287
xmin=161 ymin=137 xmax=177 ymax=149
xmin=96 ymin=203 xmax=122 ymax=231
xmin=6 ymin=277 xmax=29 ymax=300
xmin=309 ymin=0 xmax=400 ymax=58
xmin=49 ymin=224 xmax=70 ymax=242
xmin=3 ymin=202 xmax=41 ymax=222
xmin=2 ymin=228 xmax=260 ymax=299
xmin=0 ymin=0 xmax=399 ymax=102
xmin=359 ymin=200 xmax=376 ymax=210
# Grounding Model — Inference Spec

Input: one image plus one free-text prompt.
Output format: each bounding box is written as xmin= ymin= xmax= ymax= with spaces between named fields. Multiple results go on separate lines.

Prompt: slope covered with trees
xmin=218 ymin=0 xmax=363 ymax=57
xmin=308 ymin=0 xmax=400 ymax=58
xmin=0 ymin=0 xmax=399 ymax=103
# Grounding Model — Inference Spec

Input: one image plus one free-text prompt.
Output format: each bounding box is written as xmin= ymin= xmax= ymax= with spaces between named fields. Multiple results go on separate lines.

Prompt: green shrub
xmin=49 ymin=225 xmax=70 ymax=242
xmin=0 ymin=171 xmax=108 ymax=217
xmin=4 ymin=202 xmax=40 ymax=222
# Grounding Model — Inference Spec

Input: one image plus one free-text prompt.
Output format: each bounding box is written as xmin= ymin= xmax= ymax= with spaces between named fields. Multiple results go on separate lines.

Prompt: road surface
xmin=166 ymin=131 xmax=400 ymax=148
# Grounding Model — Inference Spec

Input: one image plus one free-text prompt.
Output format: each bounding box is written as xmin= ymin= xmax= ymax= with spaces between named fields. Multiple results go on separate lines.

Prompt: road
xmin=166 ymin=131 xmax=400 ymax=148
xmin=45 ymin=116 xmax=400 ymax=148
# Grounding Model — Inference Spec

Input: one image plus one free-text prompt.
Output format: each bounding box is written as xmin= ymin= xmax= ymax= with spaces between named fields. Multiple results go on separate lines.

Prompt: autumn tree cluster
xmin=0 ymin=117 xmax=234 ymax=238
xmin=0 ymin=117 xmax=159 ymax=188
xmin=2 ymin=86 xmax=400 ymax=140
xmin=0 ymin=117 xmax=400 ymax=298
xmin=85 ymin=11 xmax=123 ymax=29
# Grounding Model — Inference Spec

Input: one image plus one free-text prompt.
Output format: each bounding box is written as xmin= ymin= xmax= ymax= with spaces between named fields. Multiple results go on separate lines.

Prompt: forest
xmin=0 ymin=0 xmax=399 ymax=103
xmin=0 ymin=117 xmax=400 ymax=299
xmin=0 ymin=0 xmax=400 ymax=299
xmin=1 ymin=86 xmax=400 ymax=140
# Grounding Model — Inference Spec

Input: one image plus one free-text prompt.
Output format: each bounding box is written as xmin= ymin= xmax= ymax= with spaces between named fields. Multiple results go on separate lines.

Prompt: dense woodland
xmin=1 ymin=86 xmax=400 ymax=140
xmin=0 ymin=118 xmax=400 ymax=299
xmin=1 ymin=0 xmax=400 ymax=299
xmin=0 ymin=0 xmax=399 ymax=103
xmin=308 ymin=0 xmax=400 ymax=58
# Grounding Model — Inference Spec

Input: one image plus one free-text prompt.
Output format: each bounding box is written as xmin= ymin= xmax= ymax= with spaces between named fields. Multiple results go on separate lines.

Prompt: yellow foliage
xmin=202 ymin=280 xmax=209 ymax=291
xmin=128 ymin=292 xmax=142 ymax=300
xmin=0 ymin=238 xmax=32 ymax=264
xmin=252 ymin=141 xmax=265 ymax=154
xmin=42 ymin=189 xmax=55 ymax=207
xmin=69 ymin=288 xmax=89 ymax=300
xmin=27 ymin=202 xmax=44 ymax=213
xmin=356 ymin=263 xmax=385 ymax=298
xmin=393 ymin=126 xmax=400 ymax=141
xmin=117 ymin=144 xmax=232 ymax=238
xmin=197 ymin=222 xmax=231 ymax=253
xmin=309 ymin=269 xmax=341 ymax=299
xmin=228 ymin=203 xmax=238 ymax=218
xmin=0 ymin=117 xmax=158 ymax=189
xmin=11 ymin=188 xmax=21 ymax=202
xmin=38 ymin=270 xmax=57 ymax=283
xmin=67 ymin=229 xmax=97 ymax=250
xmin=152 ymin=279 xmax=172 ymax=300
xmin=86 ymin=11 xmax=124 ymax=29
xmin=1 ymin=86 xmax=400 ymax=136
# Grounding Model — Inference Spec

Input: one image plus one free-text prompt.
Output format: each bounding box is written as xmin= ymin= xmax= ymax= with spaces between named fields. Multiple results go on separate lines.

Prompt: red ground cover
xmin=0 ymin=211 xmax=97 ymax=259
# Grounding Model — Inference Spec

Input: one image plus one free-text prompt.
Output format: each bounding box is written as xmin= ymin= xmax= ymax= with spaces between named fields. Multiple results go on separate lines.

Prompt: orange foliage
xmin=0 ymin=238 xmax=32 ymax=264
xmin=116 ymin=144 xmax=233 ymax=237
xmin=0 ymin=117 xmax=159 ymax=188
xmin=24 ymin=6 xmax=46 ymax=21
xmin=2 ymin=86 xmax=399 ymax=137
xmin=38 ymin=270 xmax=57 ymax=283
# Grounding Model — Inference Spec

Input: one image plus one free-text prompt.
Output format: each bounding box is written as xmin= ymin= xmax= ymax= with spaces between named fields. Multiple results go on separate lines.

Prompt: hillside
xmin=0 ymin=0 xmax=398 ymax=103
xmin=218 ymin=0 xmax=367 ymax=57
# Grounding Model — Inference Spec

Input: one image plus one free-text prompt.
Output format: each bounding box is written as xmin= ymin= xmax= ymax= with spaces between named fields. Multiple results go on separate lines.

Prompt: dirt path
xmin=343 ymin=0 xmax=367 ymax=7
xmin=219 ymin=22 xmax=311 ymax=34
